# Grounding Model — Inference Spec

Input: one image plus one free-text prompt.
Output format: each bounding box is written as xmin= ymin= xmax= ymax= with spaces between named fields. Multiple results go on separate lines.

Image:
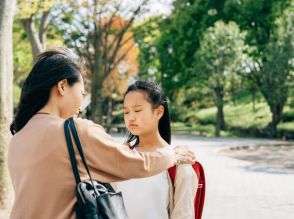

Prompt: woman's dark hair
xmin=124 ymin=80 xmax=171 ymax=148
xmin=10 ymin=47 xmax=85 ymax=135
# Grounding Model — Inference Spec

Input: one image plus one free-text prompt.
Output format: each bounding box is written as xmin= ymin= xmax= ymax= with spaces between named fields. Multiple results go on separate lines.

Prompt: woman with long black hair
xmin=8 ymin=47 xmax=196 ymax=219
xmin=117 ymin=80 xmax=198 ymax=219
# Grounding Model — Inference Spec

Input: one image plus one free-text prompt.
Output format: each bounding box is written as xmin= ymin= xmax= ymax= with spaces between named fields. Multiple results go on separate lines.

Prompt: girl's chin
xmin=129 ymin=130 xmax=140 ymax=136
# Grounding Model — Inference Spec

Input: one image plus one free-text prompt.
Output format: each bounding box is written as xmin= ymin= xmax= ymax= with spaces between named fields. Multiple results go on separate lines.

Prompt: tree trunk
xmin=268 ymin=104 xmax=284 ymax=138
xmin=252 ymin=90 xmax=256 ymax=111
xmin=214 ymin=87 xmax=225 ymax=137
xmin=90 ymin=67 xmax=104 ymax=123
xmin=90 ymin=7 xmax=104 ymax=123
xmin=90 ymin=37 xmax=103 ymax=122
xmin=0 ymin=0 xmax=15 ymax=208
xmin=106 ymin=97 xmax=113 ymax=133
xmin=20 ymin=11 xmax=50 ymax=62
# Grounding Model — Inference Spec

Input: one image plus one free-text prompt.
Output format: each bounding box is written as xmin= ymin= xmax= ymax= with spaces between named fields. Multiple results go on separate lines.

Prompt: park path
xmin=1 ymin=135 xmax=293 ymax=219
xmin=169 ymin=135 xmax=294 ymax=219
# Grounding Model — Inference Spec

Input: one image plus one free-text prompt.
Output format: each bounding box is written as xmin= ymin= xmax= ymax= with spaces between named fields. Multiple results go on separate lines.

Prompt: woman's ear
xmin=56 ymin=79 xmax=68 ymax=96
xmin=156 ymin=105 xmax=164 ymax=119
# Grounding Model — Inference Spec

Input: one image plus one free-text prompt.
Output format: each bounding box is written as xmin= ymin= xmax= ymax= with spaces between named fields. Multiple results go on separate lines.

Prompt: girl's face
xmin=123 ymin=90 xmax=164 ymax=136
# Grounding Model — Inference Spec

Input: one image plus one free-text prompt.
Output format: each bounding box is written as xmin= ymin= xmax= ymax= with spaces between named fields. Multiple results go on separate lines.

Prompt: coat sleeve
xmin=75 ymin=118 xmax=176 ymax=182
xmin=170 ymin=165 xmax=198 ymax=219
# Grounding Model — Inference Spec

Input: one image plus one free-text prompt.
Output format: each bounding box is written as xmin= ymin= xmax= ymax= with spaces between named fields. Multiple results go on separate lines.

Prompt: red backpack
xmin=168 ymin=161 xmax=206 ymax=219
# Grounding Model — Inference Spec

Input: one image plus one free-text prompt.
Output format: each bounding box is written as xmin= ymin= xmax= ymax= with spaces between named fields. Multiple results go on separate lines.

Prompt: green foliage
xmin=12 ymin=15 xmax=64 ymax=85
xmin=13 ymin=84 xmax=21 ymax=108
xmin=193 ymin=20 xmax=249 ymax=86
xmin=13 ymin=21 xmax=32 ymax=83
xmin=245 ymin=9 xmax=294 ymax=135
xmin=136 ymin=0 xmax=228 ymax=99
xmin=16 ymin=0 xmax=60 ymax=19
xmin=134 ymin=17 xmax=163 ymax=82
xmin=223 ymin=0 xmax=292 ymax=54
xmin=192 ymin=20 xmax=250 ymax=135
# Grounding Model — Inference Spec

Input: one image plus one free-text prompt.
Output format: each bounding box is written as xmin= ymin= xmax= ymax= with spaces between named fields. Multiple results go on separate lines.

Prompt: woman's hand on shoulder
xmin=174 ymin=146 xmax=196 ymax=165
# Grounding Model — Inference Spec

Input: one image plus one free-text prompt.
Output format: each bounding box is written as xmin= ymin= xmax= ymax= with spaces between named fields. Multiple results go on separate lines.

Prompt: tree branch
xmin=39 ymin=10 xmax=51 ymax=46
xmin=20 ymin=16 xmax=43 ymax=61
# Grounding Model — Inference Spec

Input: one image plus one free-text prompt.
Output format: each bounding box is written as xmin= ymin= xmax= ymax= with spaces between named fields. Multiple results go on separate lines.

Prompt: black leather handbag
xmin=64 ymin=118 xmax=129 ymax=219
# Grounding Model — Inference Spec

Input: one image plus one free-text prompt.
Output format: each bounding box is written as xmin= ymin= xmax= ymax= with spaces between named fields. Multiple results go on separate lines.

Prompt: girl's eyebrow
xmin=123 ymin=104 xmax=143 ymax=109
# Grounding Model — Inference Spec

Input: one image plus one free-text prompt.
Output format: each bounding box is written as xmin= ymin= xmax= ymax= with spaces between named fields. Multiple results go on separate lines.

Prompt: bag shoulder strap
xmin=68 ymin=118 xmax=93 ymax=181
xmin=64 ymin=119 xmax=81 ymax=184
xmin=69 ymin=117 xmax=97 ymax=183
xmin=66 ymin=118 xmax=115 ymax=192
xmin=64 ymin=118 xmax=95 ymax=185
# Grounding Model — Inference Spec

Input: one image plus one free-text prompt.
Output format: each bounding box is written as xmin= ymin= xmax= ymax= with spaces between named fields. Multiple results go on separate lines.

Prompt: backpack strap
xmin=168 ymin=165 xmax=177 ymax=187
xmin=167 ymin=162 xmax=206 ymax=219
xmin=193 ymin=162 xmax=206 ymax=219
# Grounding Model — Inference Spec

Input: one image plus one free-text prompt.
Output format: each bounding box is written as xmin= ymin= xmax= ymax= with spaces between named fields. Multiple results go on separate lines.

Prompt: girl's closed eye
xmin=124 ymin=111 xmax=129 ymax=115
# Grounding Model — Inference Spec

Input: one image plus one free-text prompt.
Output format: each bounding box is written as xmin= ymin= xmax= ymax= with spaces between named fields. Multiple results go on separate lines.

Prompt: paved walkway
xmin=1 ymin=135 xmax=294 ymax=219
xmin=168 ymin=135 xmax=294 ymax=219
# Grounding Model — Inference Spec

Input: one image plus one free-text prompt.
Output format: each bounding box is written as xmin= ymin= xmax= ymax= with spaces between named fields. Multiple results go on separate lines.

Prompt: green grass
xmin=278 ymin=122 xmax=294 ymax=131
xmin=195 ymin=102 xmax=272 ymax=129
xmin=173 ymin=100 xmax=294 ymax=137
xmin=171 ymin=122 xmax=216 ymax=136
xmin=224 ymin=103 xmax=271 ymax=129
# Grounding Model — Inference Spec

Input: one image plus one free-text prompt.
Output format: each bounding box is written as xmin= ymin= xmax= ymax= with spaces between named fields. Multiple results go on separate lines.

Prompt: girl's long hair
xmin=10 ymin=47 xmax=85 ymax=135
xmin=124 ymin=80 xmax=171 ymax=147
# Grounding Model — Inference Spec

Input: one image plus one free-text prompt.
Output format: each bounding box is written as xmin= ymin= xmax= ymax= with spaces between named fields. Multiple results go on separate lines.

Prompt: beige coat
xmin=168 ymin=165 xmax=198 ymax=219
xmin=8 ymin=114 xmax=176 ymax=219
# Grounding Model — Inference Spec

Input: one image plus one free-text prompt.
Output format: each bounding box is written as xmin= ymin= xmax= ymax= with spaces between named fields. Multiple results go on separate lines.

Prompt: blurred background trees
xmin=5 ymin=0 xmax=293 ymax=138
xmin=137 ymin=0 xmax=294 ymax=138
xmin=6 ymin=0 xmax=294 ymax=138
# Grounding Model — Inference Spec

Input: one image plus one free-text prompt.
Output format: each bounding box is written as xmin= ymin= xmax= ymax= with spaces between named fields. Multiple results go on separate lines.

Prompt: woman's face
xmin=123 ymin=90 xmax=163 ymax=136
xmin=59 ymin=75 xmax=85 ymax=119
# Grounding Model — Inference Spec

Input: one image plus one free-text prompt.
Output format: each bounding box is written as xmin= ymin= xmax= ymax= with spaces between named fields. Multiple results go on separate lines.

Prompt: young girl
xmin=117 ymin=80 xmax=198 ymax=219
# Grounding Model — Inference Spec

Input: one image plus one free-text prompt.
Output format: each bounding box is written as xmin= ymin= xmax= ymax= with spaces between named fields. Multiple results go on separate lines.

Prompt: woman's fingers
xmin=174 ymin=145 xmax=197 ymax=164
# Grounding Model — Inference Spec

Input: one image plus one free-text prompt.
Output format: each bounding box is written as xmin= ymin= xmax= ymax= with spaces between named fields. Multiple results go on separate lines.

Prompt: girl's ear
xmin=156 ymin=105 xmax=164 ymax=119
xmin=56 ymin=79 xmax=68 ymax=96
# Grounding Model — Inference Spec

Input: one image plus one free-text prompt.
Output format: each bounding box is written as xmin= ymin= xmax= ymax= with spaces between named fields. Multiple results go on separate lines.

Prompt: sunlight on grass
xmin=195 ymin=102 xmax=272 ymax=129
xmin=278 ymin=122 xmax=294 ymax=131
xmin=224 ymin=103 xmax=271 ymax=129
xmin=174 ymin=101 xmax=293 ymax=136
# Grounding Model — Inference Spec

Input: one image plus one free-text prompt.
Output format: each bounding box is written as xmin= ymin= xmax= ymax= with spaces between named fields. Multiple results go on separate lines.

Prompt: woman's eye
xmin=124 ymin=112 xmax=129 ymax=115
xmin=135 ymin=110 xmax=142 ymax=113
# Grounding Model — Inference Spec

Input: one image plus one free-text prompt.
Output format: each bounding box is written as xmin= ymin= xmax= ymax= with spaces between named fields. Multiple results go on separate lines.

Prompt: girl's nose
xmin=128 ymin=112 xmax=136 ymax=121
